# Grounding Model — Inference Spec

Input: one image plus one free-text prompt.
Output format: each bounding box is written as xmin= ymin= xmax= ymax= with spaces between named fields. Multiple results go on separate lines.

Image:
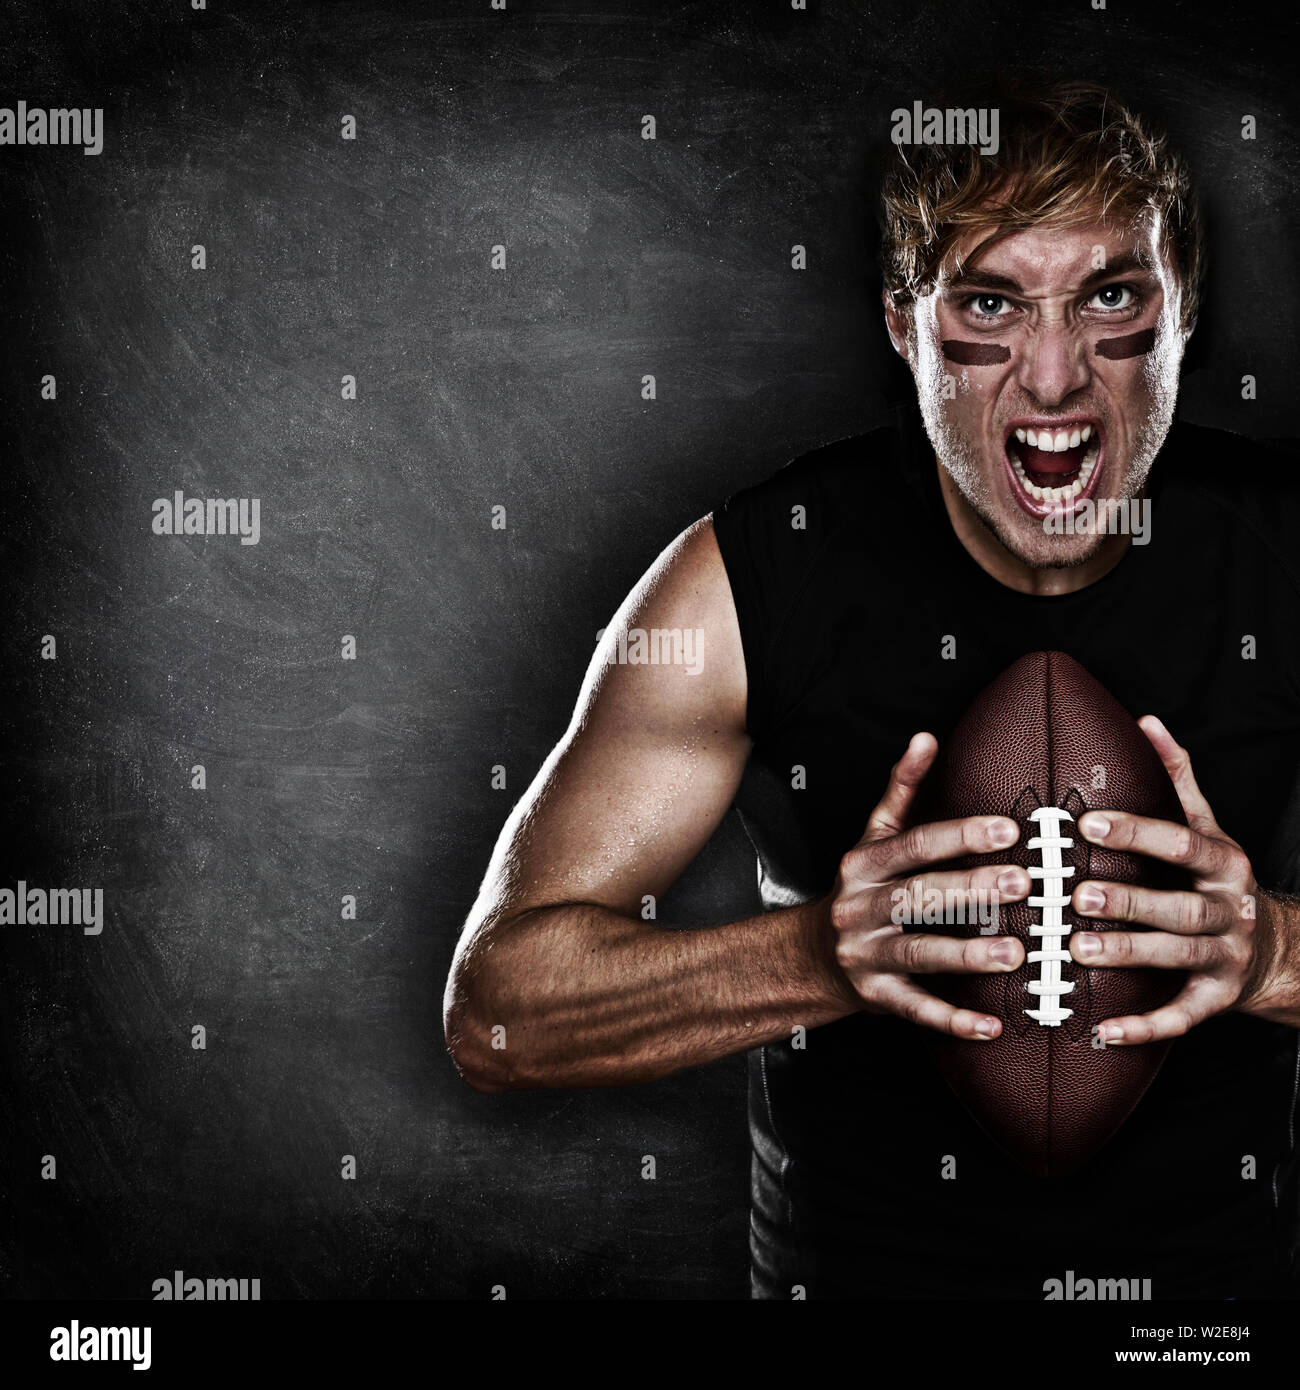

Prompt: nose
xmin=1014 ymin=322 xmax=1091 ymax=408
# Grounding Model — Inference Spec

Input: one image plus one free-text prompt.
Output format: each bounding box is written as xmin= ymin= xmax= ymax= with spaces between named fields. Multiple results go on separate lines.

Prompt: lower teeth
xmin=1012 ymin=441 xmax=1099 ymax=503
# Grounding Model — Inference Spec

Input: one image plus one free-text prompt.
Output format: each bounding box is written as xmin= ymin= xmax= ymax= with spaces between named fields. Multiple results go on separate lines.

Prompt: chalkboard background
xmin=1 ymin=0 xmax=1296 ymax=1299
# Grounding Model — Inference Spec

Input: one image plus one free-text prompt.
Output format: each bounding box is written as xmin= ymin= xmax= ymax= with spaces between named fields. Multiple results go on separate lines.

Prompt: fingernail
xmin=989 ymin=939 xmax=1019 ymax=966
xmin=1075 ymin=885 xmax=1105 ymax=913
xmin=1074 ymin=932 xmax=1102 ymax=958
xmin=1081 ymin=814 xmax=1111 ymax=839
xmin=997 ymin=869 xmax=1025 ymax=896
xmin=988 ymin=820 xmax=1018 ymax=847
xmin=1100 ymin=1022 xmax=1123 ymax=1042
xmin=975 ymin=1017 xmax=999 ymax=1037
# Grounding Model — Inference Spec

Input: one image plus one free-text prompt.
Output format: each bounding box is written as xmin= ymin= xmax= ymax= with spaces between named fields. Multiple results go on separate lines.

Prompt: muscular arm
xmin=443 ymin=517 xmax=860 ymax=1092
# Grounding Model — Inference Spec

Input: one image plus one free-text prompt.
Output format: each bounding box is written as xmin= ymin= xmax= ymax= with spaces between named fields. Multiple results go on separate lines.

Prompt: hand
xmin=828 ymin=732 xmax=1031 ymax=1040
xmin=1066 ymin=715 xmax=1287 ymax=1042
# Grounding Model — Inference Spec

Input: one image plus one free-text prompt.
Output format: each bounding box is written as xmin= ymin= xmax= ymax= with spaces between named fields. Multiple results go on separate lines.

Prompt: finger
xmin=881 ymin=864 xmax=1032 ymax=920
xmin=853 ymin=924 xmax=1026 ymax=975
xmin=832 ymin=865 xmax=1030 ymax=938
xmin=901 ymin=865 xmax=1032 ymax=901
xmin=1070 ymin=926 xmax=1231 ymax=971
xmin=1072 ymin=880 xmax=1235 ymax=935
xmin=1076 ymin=811 xmax=1246 ymax=882
xmin=1093 ymin=975 xmax=1234 ymax=1044
xmin=1136 ymin=715 xmax=1219 ymax=835
xmin=862 ymin=732 xmax=939 ymax=841
xmin=869 ymin=974 xmax=1004 ymax=1040
xmin=846 ymin=814 xmax=1019 ymax=881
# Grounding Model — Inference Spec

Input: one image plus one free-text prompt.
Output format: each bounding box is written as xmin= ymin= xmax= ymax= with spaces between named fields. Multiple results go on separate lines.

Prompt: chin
xmin=989 ymin=520 xmax=1111 ymax=571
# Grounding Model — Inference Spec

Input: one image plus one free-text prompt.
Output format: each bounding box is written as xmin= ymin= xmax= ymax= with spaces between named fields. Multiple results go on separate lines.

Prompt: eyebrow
xmin=944 ymin=251 xmax=1155 ymax=296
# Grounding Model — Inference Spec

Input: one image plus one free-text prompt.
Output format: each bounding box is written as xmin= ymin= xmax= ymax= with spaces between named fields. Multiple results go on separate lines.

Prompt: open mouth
xmin=1003 ymin=420 xmax=1104 ymax=518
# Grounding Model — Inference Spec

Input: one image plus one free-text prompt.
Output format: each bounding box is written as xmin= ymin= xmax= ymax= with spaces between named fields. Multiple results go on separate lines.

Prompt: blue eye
xmin=1089 ymin=284 xmax=1136 ymax=311
xmin=970 ymin=293 xmax=1010 ymax=317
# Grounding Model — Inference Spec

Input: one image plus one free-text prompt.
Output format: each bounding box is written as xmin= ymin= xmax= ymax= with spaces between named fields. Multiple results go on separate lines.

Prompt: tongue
xmin=1018 ymin=439 xmax=1087 ymax=485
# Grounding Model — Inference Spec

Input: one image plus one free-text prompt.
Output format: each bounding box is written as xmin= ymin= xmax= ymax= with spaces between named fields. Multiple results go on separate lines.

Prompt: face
xmin=886 ymin=213 xmax=1187 ymax=569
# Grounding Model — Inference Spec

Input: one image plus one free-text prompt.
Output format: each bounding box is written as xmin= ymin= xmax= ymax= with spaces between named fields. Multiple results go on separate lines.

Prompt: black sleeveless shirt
xmin=712 ymin=401 xmax=1300 ymax=1299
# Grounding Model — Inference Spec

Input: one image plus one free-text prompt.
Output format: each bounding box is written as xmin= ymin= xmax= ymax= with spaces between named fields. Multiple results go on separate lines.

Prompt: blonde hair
xmin=880 ymin=81 xmax=1203 ymax=332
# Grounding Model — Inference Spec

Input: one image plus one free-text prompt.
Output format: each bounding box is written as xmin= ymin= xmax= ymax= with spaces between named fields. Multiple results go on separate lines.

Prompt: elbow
xmin=446 ymin=1047 xmax=510 ymax=1095
xmin=453 ymin=1059 xmax=509 ymax=1095
xmin=443 ymin=971 xmax=534 ymax=1094
xmin=445 ymin=907 xmax=566 ymax=1092
xmin=443 ymin=999 xmax=509 ymax=1093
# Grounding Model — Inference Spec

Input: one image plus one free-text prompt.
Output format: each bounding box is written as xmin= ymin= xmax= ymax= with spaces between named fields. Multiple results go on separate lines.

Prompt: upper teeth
xmin=1012 ymin=439 xmax=1100 ymax=503
xmin=1016 ymin=424 xmax=1093 ymax=452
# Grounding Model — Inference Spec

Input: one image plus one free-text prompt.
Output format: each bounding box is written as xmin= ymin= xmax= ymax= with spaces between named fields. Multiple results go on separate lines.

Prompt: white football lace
xmin=1024 ymin=806 xmax=1076 ymax=1026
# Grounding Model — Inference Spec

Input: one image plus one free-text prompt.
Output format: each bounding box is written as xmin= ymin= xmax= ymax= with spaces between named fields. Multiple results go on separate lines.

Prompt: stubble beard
xmin=916 ymin=352 xmax=1180 ymax=570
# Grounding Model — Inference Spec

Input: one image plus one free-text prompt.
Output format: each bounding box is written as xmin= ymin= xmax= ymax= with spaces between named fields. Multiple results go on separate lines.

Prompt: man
xmin=444 ymin=81 xmax=1300 ymax=1298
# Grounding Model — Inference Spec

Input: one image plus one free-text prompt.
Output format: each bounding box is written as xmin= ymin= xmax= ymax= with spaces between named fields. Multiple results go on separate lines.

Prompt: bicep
xmin=474 ymin=516 xmax=751 ymax=922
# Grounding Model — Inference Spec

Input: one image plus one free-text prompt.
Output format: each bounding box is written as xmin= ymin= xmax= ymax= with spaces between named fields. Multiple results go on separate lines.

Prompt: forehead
xmin=939 ymin=212 xmax=1170 ymax=292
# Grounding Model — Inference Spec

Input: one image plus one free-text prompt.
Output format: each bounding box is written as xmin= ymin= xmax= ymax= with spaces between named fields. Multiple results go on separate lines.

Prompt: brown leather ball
xmin=913 ymin=651 xmax=1186 ymax=1177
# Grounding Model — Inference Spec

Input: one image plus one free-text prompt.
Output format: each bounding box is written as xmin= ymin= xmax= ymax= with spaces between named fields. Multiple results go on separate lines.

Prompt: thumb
xmin=862 ymin=732 xmax=938 ymax=843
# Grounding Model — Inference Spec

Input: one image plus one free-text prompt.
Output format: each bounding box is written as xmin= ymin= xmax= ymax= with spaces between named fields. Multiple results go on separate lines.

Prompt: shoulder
xmin=714 ymin=417 xmax=900 ymax=533
xmin=711 ymin=412 xmax=913 ymax=594
xmin=1159 ymin=417 xmax=1300 ymax=591
xmin=707 ymin=412 xmax=917 ymax=737
xmin=1163 ymin=416 xmax=1300 ymax=494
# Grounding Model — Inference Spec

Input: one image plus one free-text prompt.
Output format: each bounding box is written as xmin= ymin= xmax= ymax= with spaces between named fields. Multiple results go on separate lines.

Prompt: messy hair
xmin=880 ymin=80 xmax=1203 ymax=333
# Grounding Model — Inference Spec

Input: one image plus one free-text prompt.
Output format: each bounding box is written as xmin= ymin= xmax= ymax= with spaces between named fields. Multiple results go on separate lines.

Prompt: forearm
xmin=444 ymin=896 xmax=861 ymax=1091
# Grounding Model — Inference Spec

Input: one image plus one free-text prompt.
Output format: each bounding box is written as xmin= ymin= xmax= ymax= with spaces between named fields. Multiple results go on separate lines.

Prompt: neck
xmin=935 ymin=458 xmax=1133 ymax=596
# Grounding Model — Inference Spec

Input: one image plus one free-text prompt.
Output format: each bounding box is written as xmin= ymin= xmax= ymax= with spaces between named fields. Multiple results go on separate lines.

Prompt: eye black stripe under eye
xmin=943 ymin=340 xmax=1011 ymax=365
xmin=1095 ymin=328 xmax=1155 ymax=360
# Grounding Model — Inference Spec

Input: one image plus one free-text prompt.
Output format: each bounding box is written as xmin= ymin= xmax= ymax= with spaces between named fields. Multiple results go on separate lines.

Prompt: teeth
xmin=1012 ymin=438 xmax=1100 ymax=506
xmin=1013 ymin=424 xmax=1097 ymax=455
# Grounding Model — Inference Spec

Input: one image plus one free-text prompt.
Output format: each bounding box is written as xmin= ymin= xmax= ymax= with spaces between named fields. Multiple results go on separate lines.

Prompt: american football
xmin=915 ymin=651 xmax=1188 ymax=1177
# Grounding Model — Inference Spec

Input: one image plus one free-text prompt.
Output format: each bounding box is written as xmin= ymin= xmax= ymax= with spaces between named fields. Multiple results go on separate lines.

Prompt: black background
xmin=1 ymin=0 xmax=1296 ymax=1299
